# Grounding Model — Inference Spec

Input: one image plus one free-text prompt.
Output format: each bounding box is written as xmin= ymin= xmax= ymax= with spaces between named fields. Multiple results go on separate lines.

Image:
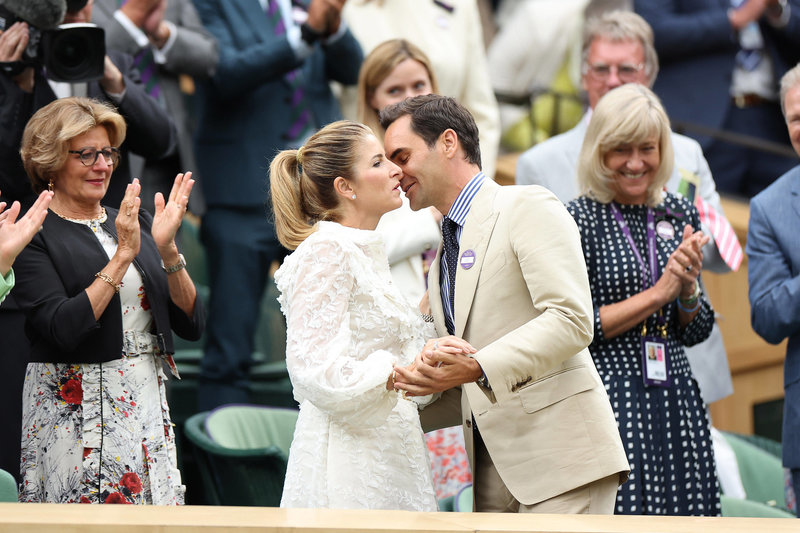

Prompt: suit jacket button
xmin=465 ymin=419 xmax=472 ymax=429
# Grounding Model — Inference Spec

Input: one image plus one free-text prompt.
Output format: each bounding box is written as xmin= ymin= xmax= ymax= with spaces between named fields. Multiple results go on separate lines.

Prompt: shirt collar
xmin=445 ymin=172 xmax=485 ymax=227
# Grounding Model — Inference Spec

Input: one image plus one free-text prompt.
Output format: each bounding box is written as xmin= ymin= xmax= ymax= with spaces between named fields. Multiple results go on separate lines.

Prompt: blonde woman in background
xmin=358 ymin=39 xmax=473 ymax=502
xmin=342 ymin=0 xmax=500 ymax=178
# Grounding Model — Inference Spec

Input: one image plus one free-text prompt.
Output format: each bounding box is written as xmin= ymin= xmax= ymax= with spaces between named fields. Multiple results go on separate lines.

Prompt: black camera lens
xmin=41 ymin=24 xmax=105 ymax=83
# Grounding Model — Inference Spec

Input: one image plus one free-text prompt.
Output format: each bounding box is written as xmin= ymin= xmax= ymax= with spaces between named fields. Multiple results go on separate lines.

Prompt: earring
xmin=48 ymin=180 xmax=54 ymax=192
xmin=351 ymin=194 xmax=357 ymax=200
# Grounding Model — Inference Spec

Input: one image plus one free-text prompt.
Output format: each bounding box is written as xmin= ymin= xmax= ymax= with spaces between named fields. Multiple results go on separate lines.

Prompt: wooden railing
xmin=0 ymin=503 xmax=796 ymax=532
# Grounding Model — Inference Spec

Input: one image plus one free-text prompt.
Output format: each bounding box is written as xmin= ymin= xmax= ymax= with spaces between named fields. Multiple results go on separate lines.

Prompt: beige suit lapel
xmin=454 ymin=181 xmax=501 ymax=338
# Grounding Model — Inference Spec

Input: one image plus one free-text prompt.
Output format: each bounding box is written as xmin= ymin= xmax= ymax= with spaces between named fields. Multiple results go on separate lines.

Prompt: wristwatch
xmin=162 ymin=253 xmax=186 ymax=274
xmin=477 ymin=370 xmax=491 ymax=390
xmin=300 ymin=22 xmax=325 ymax=46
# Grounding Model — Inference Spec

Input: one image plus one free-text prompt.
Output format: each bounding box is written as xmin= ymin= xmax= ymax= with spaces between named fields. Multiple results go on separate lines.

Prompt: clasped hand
xmin=654 ymin=224 xmax=709 ymax=303
xmin=393 ymin=336 xmax=478 ymax=397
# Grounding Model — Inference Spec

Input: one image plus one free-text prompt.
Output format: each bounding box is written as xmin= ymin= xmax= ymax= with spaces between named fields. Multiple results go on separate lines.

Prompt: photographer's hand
xmin=0 ymin=22 xmax=34 ymax=92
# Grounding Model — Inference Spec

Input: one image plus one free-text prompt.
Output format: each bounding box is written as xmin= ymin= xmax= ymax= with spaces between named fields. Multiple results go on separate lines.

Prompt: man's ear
xmin=440 ymin=128 xmax=458 ymax=159
xmin=333 ymin=176 xmax=355 ymax=200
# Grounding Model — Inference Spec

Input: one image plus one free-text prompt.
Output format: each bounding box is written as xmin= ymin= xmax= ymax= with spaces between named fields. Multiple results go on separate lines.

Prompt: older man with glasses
xmin=516 ymin=10 xmax=739 ymax=410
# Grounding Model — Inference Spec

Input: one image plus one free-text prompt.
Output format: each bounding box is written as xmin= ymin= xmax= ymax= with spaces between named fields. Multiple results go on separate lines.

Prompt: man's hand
xmin=120 ymin=0 xmax=163 ymax=28
xmin=393 ymin=337 xmax=480 ymax=396
xmin=99 ymin=55 xmax=125 ymax=95
xmin=306 ymin=0 xmax=346 ymax=36
xmin=728 ymin=0 xmax=770 ymax=30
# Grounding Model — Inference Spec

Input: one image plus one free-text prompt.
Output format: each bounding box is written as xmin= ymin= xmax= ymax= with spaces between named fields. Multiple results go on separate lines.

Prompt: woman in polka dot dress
xmin=566 ymin=84 xmax=720 ymax=515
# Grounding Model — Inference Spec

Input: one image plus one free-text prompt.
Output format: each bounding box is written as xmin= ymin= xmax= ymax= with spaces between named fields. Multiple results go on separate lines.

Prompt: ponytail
xmin=270 ymin=150 xmax=315 ymax=250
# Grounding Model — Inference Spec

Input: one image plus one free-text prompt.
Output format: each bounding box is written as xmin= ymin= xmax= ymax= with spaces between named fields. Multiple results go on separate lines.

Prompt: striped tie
xmin=695 ymin=195 xmax=743 ymax=272
xmin=118 ymin=0 xmax=161 ymax=101
xmin=441 ymin=217 xmax=459 ymax=335
xmin=267 ymin=0 xmax=313 ymax=144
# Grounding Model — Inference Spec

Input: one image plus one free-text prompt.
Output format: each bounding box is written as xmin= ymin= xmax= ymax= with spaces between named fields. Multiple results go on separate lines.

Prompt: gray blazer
xmin=748 ymin=166 xmax=800 ymax=467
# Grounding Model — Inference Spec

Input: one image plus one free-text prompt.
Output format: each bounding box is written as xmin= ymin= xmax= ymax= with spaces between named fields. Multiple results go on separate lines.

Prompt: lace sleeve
xmin=281 ymin=239 xmax=398 ymax=427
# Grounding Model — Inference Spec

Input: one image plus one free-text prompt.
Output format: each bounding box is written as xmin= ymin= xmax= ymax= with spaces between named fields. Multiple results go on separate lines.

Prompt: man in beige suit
xmin=385 ymin=95 xmax=628 ymax=513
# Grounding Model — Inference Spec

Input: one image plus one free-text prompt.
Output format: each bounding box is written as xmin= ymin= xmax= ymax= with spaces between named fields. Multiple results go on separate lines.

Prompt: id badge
xmin=641 ymin=336 xmax=670 ymax=387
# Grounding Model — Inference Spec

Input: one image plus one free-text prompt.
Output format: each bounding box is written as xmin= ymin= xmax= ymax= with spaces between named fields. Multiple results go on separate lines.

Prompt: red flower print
xmin=120 ymin=472 xmax=143 ymax=495
xmin=104 ymin=492 xmax=131 ymax=504
xmin=59 ymin=378 xmax=82 ymax=404
xmin=140 ymin=290 xmax=151 ymax=311
xmin=83 ymin=447 xmax=92 ymax=459
xmin=79 ymin=496 xmax=91 ymax=504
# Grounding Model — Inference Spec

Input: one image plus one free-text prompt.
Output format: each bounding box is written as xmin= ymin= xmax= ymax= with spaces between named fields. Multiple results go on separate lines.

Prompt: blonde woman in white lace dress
xmin=270 ymin=120 xmax=474 ymax=511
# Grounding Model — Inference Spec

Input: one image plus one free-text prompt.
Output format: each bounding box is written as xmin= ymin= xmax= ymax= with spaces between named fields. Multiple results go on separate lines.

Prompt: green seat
xmin=733 ymin=432 xmax=783 ymax=460
xmin=454 ymin=484 xmax=473 ymax=512
xmin=0 ymin=468 xmax=17 ymax=503
xmin=721 ymin=431 xmax=789 ymax=512
xmin=721 ymin=495 xmax=795 ymax=518
xmin=184 ymin=405 xmax=298 ymax=506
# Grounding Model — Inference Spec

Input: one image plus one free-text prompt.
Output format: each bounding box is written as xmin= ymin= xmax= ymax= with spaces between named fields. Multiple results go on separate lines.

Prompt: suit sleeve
xmin=193 ymin=0 xmax=303 ymax=100
xmin=747 ymin=196 xmax=800 ymax=344
xmin=160 ymin=1 xmax=219 ymax=79
xmin=321 ymin=28 xmax=363 ymax=86
xmin=105 ymin=53 xmax=178 ymax=160
xmin=13 ymin=235 xmax=100 ymax=352
xmin=634 ymin=0 xmax=736 ymax=60
xmin=475 ymin=188 xmax=594 ymax=405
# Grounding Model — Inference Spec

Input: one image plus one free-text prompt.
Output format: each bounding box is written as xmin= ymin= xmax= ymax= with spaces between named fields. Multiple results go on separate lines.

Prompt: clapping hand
xmin=151 ymin=172 xmax=194 ymax=251
xmin=656 ymin=224 xmax=709 ymax=302
xmin=116 ymin=179 xmax=143 ymax=262
xmin=0 ymin=190 xmax=53 ymax=276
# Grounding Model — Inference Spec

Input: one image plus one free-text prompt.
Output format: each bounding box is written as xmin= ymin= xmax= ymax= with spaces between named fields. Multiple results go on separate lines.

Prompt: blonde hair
xmin=20 ymin=97 xmax=127 ymax=194
xmin=582 ymin=11 xmax=659 ymax=86
xmin=357 ymin=39 xmax=438 ymax=141
xmin=577 ymin=84 xmax=674 ymax=206
xmin=780 ymin=62 xmax=800 ymax=117
xmin=270 ymin=120 xmax=374 ymax=250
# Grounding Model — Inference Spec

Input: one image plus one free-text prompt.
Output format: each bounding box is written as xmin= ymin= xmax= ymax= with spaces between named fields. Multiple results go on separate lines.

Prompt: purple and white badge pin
xmin=656 ymin=220 xmax=675 ymax=240
xmin=460 ymin=249 xmax=476 ymax=269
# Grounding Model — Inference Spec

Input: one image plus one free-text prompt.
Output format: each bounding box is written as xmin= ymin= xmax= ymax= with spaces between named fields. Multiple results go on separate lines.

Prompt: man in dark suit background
xmin=192 ymin=0 xmax=362 ymax=410
xmin=635 ymin=0 xmax=800 ymax=198
xmin=92 ymin=0 xmax=218 ymax=215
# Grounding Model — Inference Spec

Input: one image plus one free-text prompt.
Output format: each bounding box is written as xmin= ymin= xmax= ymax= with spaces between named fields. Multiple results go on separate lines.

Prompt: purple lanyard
xmin=609 ymin=203 xmax=659 ymax=292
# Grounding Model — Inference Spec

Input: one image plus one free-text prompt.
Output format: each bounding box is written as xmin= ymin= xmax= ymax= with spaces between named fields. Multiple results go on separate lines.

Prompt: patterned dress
xmin=275 ymin=221 xmax=437 ymax=511
xmin=19 ymin=216 xmax=183 ymax=505
xmin=567 ymin=193 xmax=720 ymax=516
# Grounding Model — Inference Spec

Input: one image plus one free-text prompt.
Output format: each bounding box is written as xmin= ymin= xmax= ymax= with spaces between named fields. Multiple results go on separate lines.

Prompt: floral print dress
xmin=18 ymin=216 xmax=183 ymax=505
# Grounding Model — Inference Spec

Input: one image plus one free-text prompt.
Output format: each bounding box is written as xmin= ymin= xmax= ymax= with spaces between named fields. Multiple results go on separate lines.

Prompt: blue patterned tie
xmin=441 ymin=217 xmax=459 ymax=335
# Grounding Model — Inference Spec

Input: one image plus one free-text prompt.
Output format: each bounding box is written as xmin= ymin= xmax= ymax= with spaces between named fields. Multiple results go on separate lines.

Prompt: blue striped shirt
xmin=441 ymin=172 xmax=486 ymax=333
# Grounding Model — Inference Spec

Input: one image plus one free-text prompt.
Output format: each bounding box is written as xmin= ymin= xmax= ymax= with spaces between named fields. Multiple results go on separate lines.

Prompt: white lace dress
xmin=275 ymin=221 xmax=438 ymax=511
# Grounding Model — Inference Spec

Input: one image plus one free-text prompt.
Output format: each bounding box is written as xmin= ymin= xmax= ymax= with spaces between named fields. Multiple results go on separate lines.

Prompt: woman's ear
xmin=333 ymin=176 xmax=355 ymax=201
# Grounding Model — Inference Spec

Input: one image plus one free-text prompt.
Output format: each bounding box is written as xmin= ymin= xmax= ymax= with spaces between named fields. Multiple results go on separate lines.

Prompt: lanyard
xmin=609 ymin=203 xmax=658 ymax=291
xmin=609 ymin=203 xmax=667 ymax=333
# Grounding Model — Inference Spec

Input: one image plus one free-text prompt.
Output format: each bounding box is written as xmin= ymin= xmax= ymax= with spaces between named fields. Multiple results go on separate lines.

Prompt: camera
xmin=0 ymin=5 xmax=105 ymax=82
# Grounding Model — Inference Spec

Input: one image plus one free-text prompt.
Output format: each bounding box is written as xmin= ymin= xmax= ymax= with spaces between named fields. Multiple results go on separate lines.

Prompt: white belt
xmin=122 ymin=330 xmax=159 ymax=357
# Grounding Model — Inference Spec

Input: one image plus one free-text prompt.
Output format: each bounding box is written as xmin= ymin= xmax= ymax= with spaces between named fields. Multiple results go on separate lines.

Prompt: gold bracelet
xmin=95 ymin=271 xmax=120 ymax=293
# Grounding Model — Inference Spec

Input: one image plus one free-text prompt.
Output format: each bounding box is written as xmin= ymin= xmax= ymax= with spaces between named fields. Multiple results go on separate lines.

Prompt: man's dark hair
xmin=380 ymin=94 xmax=482 ymax=169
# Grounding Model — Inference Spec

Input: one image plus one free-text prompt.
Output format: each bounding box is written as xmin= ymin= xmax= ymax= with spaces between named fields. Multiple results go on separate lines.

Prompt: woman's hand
xmin=151 ymin=172 xmax=194 ymax=252
xmin=667 ymin=224 xmax=708 ymax=298
xmin=0 ymin=190 xmax=52 ymax=276
xmin=653 ymin=224 xmax=708 ymax=304
xmin=116 ymin=179 xmax=142 ymax=262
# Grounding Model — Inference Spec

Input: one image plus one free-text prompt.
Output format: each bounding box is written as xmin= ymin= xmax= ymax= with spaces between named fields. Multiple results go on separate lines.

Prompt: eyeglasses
xmin=68 ymin=147 xmax=121 ymax=167
xmin=587 ymin=63 xmax=645 ymax=82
